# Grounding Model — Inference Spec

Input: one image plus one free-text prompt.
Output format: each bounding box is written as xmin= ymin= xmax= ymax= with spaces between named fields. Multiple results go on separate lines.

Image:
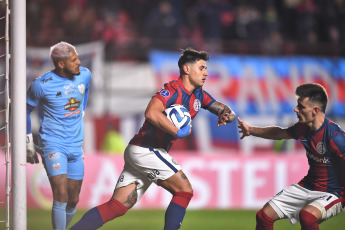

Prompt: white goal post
xmin=9 ymin=0 xmax=27 ymax=229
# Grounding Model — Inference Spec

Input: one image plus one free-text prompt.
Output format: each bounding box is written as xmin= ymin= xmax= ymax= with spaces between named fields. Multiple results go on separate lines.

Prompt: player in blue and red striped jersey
xmin=238 ymin=83 xmax=345 ymax=230
xmin=70 ymin=48 xmax=236 ymax=230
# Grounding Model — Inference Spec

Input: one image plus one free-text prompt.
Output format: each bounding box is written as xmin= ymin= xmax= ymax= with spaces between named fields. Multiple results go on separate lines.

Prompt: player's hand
xmin=174 ymin=125 xmax=191 ymax=139
xmin=217 ymin=110 xmax=236 ymax=127
xmin=237 ymin=117 xmax=251 ymax=139
xmin=26 ymin=133 xmax=40 ymax=164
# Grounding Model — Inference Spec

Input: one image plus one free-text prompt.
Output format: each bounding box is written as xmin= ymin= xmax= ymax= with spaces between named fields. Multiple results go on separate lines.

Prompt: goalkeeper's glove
xmin=26 ymin=133 xmax=40 ymax=164
xmin=174 ymin=125 xmax=191 ymax=139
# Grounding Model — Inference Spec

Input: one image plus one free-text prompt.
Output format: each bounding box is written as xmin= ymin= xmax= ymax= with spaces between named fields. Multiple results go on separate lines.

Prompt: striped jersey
xmin=287 ymin=118 xmax=345 ymax=200
xmin=26 ymin=67 xmax=91 ymax=152
xmin=130 ymin=78 xmax=216 ymax=151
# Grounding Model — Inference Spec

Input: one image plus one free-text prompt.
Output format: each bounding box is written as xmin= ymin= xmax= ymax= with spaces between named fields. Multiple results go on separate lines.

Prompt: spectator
xmin=23 ymin=0 xmax=345 ymax=58
xmin=143 ymin=0 xmax=184 ymax=50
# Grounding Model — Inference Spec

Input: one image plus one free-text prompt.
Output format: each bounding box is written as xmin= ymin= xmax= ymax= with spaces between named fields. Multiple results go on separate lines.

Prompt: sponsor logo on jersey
xmin=64 ymin=82 xmax=74 ymax=91
xmin=64 ymin=97 xmax=81 ymax=117
xmin=316 ymin=142 xmax=326 ymax=155
xmin=78 ymin=84 xmax=85 ymax=94
xmin=306 ymin=151 xmax=329 ymax=163
xmin=41 ymin=77 xmax=53 ymax=83
xmin=160 ymin=90 xmax=170 ymax=97
xmin=64 ymin=97 xmax=80 ymax=111
xmin=147 ymin=169 xmax=160 ymax=180
xmin=65 ymin=89 xmax=76 ymax=95
xmin=193 ymin=99 xmax=201 ymax=111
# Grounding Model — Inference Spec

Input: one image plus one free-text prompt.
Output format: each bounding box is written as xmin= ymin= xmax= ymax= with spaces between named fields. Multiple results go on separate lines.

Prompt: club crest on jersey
xmin=160 ymin=90 xmax=170 ymax=97
xmin=78 ymin=84 xmax=85 ymax=94
xmin=316 ymin=142 xmax=326 ymax=155
xmin=193 ymin=99 xmax=201 ymax=111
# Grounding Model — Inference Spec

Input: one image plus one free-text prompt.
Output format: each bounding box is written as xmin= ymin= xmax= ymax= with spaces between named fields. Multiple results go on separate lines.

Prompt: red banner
xmin=1 ymin=152 xmax=309 ymax=209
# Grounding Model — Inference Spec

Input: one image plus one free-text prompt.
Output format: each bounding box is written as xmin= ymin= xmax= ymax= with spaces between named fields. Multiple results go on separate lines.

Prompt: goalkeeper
xmin=70 ymin=48 xmax=236 ymax=230
xmin=26 ymin=41 xmax=91 ymax=230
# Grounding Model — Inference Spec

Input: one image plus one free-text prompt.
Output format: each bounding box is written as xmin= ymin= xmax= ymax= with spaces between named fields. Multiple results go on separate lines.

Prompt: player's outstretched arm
xmin=207 ymin=101 xmax=236 ymax=127
xmin=237 ymin=117 xmax=251 ymax=139
xmin=238 ymin=117 xmax=291 ymax=140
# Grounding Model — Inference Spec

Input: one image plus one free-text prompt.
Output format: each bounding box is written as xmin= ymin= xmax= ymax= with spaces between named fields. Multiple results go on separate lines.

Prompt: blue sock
xmin=69 ymin=207 xmax=104 ymax=230
xmin=52 ymin=200 xmax=67 ymax=230
xmin=65 ymin=205 xmax=76 ymax=228
xmin=164 ymin=202 xmax=186 ymax=230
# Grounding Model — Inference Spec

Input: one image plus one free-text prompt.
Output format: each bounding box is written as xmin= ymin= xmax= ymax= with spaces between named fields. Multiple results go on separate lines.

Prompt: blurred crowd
xmin=25 ymin=0 xmax=345 ymax=60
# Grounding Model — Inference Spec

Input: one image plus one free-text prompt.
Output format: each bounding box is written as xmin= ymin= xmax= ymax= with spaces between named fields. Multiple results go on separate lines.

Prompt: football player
xmin=238 ymin=83 xmax=345 ymax=230
xmin=70 ymin=48 xmax=236 ymax=230
xmin=27 ymin=41 xmax=91 ymax=230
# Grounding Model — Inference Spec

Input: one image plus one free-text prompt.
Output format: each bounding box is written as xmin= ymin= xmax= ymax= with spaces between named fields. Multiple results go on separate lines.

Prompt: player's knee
xmin=67 ymin=198 xmax=79 ymax=208
xmin=53 ymin=191 xmax=68 ymax=203
xmin=256 ymin=209 xmax=265 ymax=223
xmin=171 ymin=191 xmax=193 ymax=209
xmin=299 ymin=210 xmax=319 ymax=228
xmin=97 ymin=198 xmax=128 ymax=223
xmin=182 ymin=187 xmax=193 ymax=194
xmin=256 ymin=209 xmax=274 ymax=227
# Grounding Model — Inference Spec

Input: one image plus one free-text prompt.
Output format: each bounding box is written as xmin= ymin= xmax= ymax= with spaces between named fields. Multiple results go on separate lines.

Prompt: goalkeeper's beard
xmin=65 ymin=68 xmax=81 ymax=77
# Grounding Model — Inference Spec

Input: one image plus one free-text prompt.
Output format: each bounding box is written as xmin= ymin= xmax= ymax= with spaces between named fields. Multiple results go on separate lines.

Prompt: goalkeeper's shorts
xmin=41 ymin=149 xmax=84 ymax=180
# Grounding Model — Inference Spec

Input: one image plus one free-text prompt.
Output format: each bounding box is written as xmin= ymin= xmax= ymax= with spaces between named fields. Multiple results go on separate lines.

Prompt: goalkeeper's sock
xmin=256 ymin=209 xmax=274 ymax=230
xmin=69 ymin=198 xmax=127 ymax=230
xmin=65 ymin=205 xmax=76 ymax=228
xmin=164 ymin=191 xmax=193 ymax=230
xmin=52 ymin=200 xmax=67 ymax=230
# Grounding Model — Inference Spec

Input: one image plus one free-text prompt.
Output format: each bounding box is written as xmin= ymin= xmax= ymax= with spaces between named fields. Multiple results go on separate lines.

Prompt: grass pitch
xmin=1 ymin=208 xmax=344 ymax=229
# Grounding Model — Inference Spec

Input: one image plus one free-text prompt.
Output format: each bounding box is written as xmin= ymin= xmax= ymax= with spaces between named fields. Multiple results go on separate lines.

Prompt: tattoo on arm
xmin=125 ymin=188 xmax=138 ymax=209
xmin=208 ymin=101 xmax=230 ymax=116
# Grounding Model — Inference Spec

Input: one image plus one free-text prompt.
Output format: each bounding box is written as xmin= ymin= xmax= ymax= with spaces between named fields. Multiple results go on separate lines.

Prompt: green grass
xmin=1 ymin=209 xmax=345 ymax=229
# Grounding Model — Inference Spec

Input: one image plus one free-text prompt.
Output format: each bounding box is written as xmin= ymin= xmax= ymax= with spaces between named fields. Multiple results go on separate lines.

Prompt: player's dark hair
xmin=178 ymin=48 xmax=209 ymax=69
xmin=295 ymin=83 xmax=328 ymax=113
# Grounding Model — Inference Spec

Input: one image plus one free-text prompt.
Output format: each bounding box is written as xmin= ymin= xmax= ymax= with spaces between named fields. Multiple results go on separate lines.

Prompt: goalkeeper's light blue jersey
xmin=27 ymin=67 xmax=91 ymax=152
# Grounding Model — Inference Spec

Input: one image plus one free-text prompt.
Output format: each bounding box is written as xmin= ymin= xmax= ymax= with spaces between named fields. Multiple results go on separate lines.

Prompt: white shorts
xmin=115 ymin=144 xmax=182 ymax=200
xmin=269 ymin=184 xmax=344 ymax=225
